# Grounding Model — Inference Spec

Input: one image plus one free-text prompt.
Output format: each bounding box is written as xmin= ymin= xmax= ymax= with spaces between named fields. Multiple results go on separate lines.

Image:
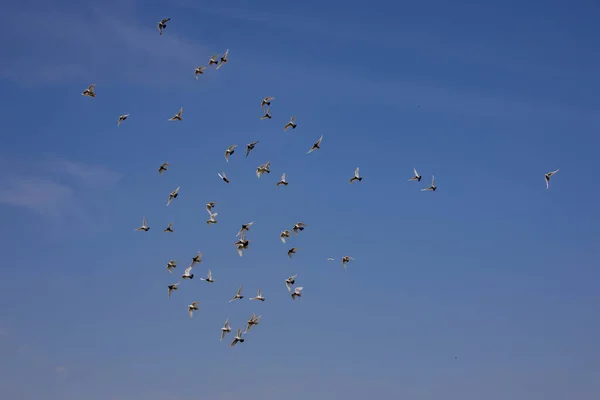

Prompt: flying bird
xmin=284 ymin=116 xmax=297 ymax=131
xmin=225 ymin=145 xmax=237 ymax=162
xmin=187 ymin=301 xmax=200 ymax=318
xmin=229 ymin=285 xmax=244 ymax=302
xmin=230 ymin=328 xmax=244 ymax=347
xmin=206 ymin=202 xmax=217 ymax=213
xmin=236 ymin=221 xmax=254 ymax=237
xmin=285 ymin=274 xmax=297 ymax=292
xmin=117 ymin=114 xmax=130 ymax=127
xmin=260 ymin=107 xmax=272 ymax=120
xmin=256 ymin=161 xmax=271 ymax=178
xmin=221 ymin=319 xmax=232 ymax=341
xmin=190 ymin=251 xmax=202 ymax=267
xmin=291 ymin=286 xmax=304 ymax=300
xmin=293 ymin=222 xmax=307 ymax=234
xmin=327 ymin=257 xmax=334 ymax=261
xmin=81 ymin=84 xmax=96 ymax=98
xmin=307 ymin=135 xmax=323 ymax=154
xmin=216 ymin=49 xmax=229 ymax=70
xmin=206 ymin=212 xmax=218 ymax=225
xmin=135 ymin=216 xmax=150 ymax=231
xmin=287 ymin=247 xmax=299 ymax=258
xmin=350 ymin=167 xmax=363 ymax=183
xmin=200 ymin=269 xmax=214 ymax=283
xmin=158 ymin=162 xmax=170 ymax=174
xmin=166 ymin=260 xmax=177 ymax=274
xmin=167 ymin=282 xmax=179 ymax=298
xmin=545 ymin=169 xmax=559 ymax=189
xmin=261 ymin=96 xmax=275 ymax=109
xmin=194 ymin=66 xmax=206 ymax=79
xmin=276 ymin=173 xmax=288 ymax=186
xmin=250 ymin=288 xmax=265 ymax=302
xmin=280 ymin=230 xmax=291 ymax=243
xmin=208 ymin=54 xmax=219 ymax=67
xmin=163 ymin=221 xmax=174 ymax=233
xmin=168 ymin=107 xmax=183 ymax=121
xmin=157 ymin=18 xmax=170 ymax=35
xmin=422 ymin=176 xmax=437 ymax=191
xmin=245 ymin=313 xmax=262 ymax=333
xmin=341 ymin=256 xmax=354 ymax=269
xmin=166 ymin=186 xmax=180 ymax=206
xmin=246 ymin=141 xmax=259 ymax=157
xmin=409 ymin=168 xmax=422 ymax=182
xmin=218 ymin=172 xmax=230 ymax=183
xmin=233 ymin=234 xmax=250 ymax=257
xmin=182 ymin=265 xmax=194 ymax=280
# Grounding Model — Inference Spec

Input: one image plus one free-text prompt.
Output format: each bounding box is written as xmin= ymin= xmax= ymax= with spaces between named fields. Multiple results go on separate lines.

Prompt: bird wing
xmin=184 ymin=265 xmax=193 ymax=275
xmin=237 ymin=285 xmax=243 ymax=295
xmin=355 ymin=167 xmax=360 ymax=177
xmin=414 ymin=167 xmax=419 ymax=177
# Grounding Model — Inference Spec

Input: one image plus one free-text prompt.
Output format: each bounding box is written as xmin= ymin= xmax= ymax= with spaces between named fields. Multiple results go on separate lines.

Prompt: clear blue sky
xmin=1 ymin=0 xmax=599 ymax=399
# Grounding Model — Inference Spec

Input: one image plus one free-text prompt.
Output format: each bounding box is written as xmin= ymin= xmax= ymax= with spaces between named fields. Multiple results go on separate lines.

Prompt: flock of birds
xmin=80 ymin=17 xmax=562 ymax=348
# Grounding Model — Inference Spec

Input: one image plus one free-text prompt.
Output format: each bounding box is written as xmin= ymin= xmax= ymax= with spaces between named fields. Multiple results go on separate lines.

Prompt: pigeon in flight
xmin=194 ymin=66 xmax=206 ymax=79
xmin=422 ymin=176 xmax=437 ymax=191
xmin=285 ymin=274 xmax=297 ymax=292
xmin=327 ymin=257 xmax=334 ymax=261
xmin=245 ymin=313 xmax=262 ymax=333
xmin=291 ymin=286 xmax=304 ymax=300
xmin=246 ymin=141 xmax=259 ymax=157
xmin=280 ymin=230 xmax=291 ymax=243
xmin=341 ymin=256 xmax=354 ymax=269
xmin=166 ymin=186 xmax=180 ymax=206
xmin=256 ymin=161 xmax=271 ymax=178
xmin=408 ymin=168 xmax=422 ymax=182
xmin=208 ymin=54 xmax=219 ymax=67
xmin=167 ymin=282 xmax=179 ymax=298
xmin=200 ymin=269 xmax=214 ymax=283
xmin=187 ymin=301 xmax=200 ymax=318
xmin=157 ymin=18 xmax=170 ymax=35
xmin=163 ymin=221 xmax=174 ymax=233
xmin=287 ymin=247 xmax=299 ymax=258
xmin=206 ymin=212 xmax=218 ymax=225
xmin=182 ymin=264 xmax=195 ymax=280
xmin=545 ymin=169 xmax=559 ymax=189
xmin=166 ymin=260 xmax=177 ymax=274
xmin=135 ymin=216 xmax=150 ymax=231
xmin=206 ymin=202 xmax=217 ymax=213
xmin=81 ymin=84 xmax=96 ymax=98
xmin=158 ymin=162 xmax=170 ymax=174
xmin=293 ymin=222 xmax=307 ymax=235
xmin=218 ymin=172 xmax=230 ymax=183
xmin=216 ymin=49 xmax=229 ymax=70
xmin=229 ymin=285 xmax=244 ymax=303
xmin=261 ymin=96 xmax=275 ymax=109
xmin=350 ymin=167 xmax=363 ymax=183
xmin=221 ymin=319 xmax=232 ymax=341
xmin=168 ymin=107 xmax=183 ymax=121
xmin=307 ymin=135 xmax=323 ymax=154
xmin=190 ymin=252 xmax=202 ymax=267
xmin=237 ymin=221 xmax=254 ymax=237
xmin=250 ymin=288 xmax=265 ymax=302
xmin=230 ymin=328 xmax=244 ymax=347
xmin=284 ymin=116 xmax=297 ymax=131
xmin=276 ymin=173 xmax=288 ymax=186
xmin=225 ymin=145 xmax=237 ymax=162
xmin=260 ymin=107 xmax=272 ymax=120
xmin=117 ymin=114 xmax=130 ymax=127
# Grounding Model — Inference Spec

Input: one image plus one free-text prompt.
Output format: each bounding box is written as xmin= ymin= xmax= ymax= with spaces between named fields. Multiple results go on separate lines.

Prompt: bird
xmin=218 ymin=172 xmax=230 ymax=183
xmin=287 ymin=247 xmax=299 ymax=258
xmin=221 ymin=319 xmax=232 ymax=341
xmin=166 ymin=186 xmax=180 ymax=206
xmin=261 ymin=96 xmax=275 ymax=109
xmin=167 ymin=282 xmax=179 ymax=298
xmin=307 ymin=135 xmax=323 ymax=154
xmin=194 ymin=66 xmax=206 ymax=79
xmin=158 ymin=162 xmax=170 ymax=174
xmin=182 ymin=265 xmax=194 ymax=280
xmin=224 ymin=145 xmax=237 ymax=162
xmin=293 ymin=222 xmax=307 ymax=235
xmin=166 ymin=260 xmax=177 ymax=274
xmin=256 ymin=161 xmax=271 ymax=178
xmin=190 ymin=252 xmax=202 ymax=267
xmin=216 ymin=49 xmax=229 ymax=70
xmin=246 ymin=141 xmax=259 ymax=157
xmin=163 ymin=221 xmax=174 ymax=233
xmin=545 ymin=169 xmax=559 ymax=189
xmin=350 ymin=167 xmax=363 ymax=183
xmin=81 ymin=84 xmax=96 ymax=98
xmin=291 ymin=286 xmax=304 ymax=300
xmin=422 ymin=176 xmax=437 ymax=191
xmin=250 ymin=288 xmax=265 ymax=302
xmin=327 ymin=257 xmax=334 ymax=261
xmin=135 ymin=216 xmax=150 ymax=231
xmin=208 ymin=54 xmax=219 ymax=67
xmin=260 ymin=107 xmax=272 ymax=120
xmin=206 ymin=212 xmax=218 ymax=225
xmin=200 ymin=269 xmax=214 ymax=283
xmin=408 ymin=168 xmax=422 ymax=182
xmin=187 ymin=302 xmax=200 ymax=318
xmin=280 ymin=230 xmax=291 ymax=243
xmin=229 ymin=285 xmax=244 ymax=302
xmin=285 ymin=274 xmax=297 ymax=292
xmin=236 ymin=221 xmax=254 ymax=237
xmin=276 ymin=173 xmax=288 ymax=186
xmin=206 ymin=202 xmax=217 ymax=213
xmin=168 ymin=107 xmax=183 ymax=121
xmin=284 ymin=116 xmax=297 ymax=131
xmin=157 ymin=18 xmax=170 ymax=35
xmin=341 ymin=256 xmax=354 ymax=269
xmin=230 ymin=328 xmax=244 ymax=347
xmin=245 ymin=313 xmax=262 ymax=333
xmin=117 ymin=114 xmax=130 ymax=127
xmin=233 ymin=234 xmax=251 ymax=257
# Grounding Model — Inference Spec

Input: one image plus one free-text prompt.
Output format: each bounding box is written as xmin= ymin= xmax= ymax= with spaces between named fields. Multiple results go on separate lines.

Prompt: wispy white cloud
xmin=55 ymin=366 xmax=67 ymax=374
xmin=48 ymin=157 xmax=122 ymax=189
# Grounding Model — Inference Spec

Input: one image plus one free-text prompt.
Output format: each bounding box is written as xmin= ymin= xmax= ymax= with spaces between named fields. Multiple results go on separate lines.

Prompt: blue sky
xmin=1 ymin=0 xmax=599 ymax=399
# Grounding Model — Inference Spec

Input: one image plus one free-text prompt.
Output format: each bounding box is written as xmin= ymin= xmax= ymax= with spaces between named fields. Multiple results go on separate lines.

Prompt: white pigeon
xmin=350 ymin=167 xmax=363 ymax=183
xmin=341 ymin=256 xmax=355 ymax=269
xmin=237 ymin=221 xmax=254 ymax=237
xmin=229 ymin=285 xmax=244 ymax=302
xmin=245 ymin=313 xmax=262 ymax=333
xmin=276 ymin=173 xmax=288 ymax=186
xmin=200 ymin=269 xmax=214 ymax=283
xmin=218 ymin=171 xmax=230 ymax=183
xmin=81 ymin=84 xmax=96 ymax=97
xmin=409 ymin=168 xmax=422 ymax=182
xmin=158 ymin=162 xmax=170 ymax=174
xmin=163 ymin=221 xmax=174 ymax=233
xmin=194 ymin=66 xmax=206 ymax=79
xmin=291 ymin=286 xmax=304 ymax=300
xmin=422 ymin=176 xmax=437 ymax=191
xmin=307 ymin=135 xmax=323 ymax=154
xmin=221 ymin=319 xmax=232 ymax=341
xmin=216 ymin=49 xmax=229 ymax=70
xmin=261 ymin=96 xmax=275 ymax=109
xmin=117 ymin=114 xmax=130 ymax=127
xmin=166 ymin=260 xmax=177 ymax=273
xmin=225 ymin=144 xmax=237 ymax=162
xmin=135 ymin=216 xmax=150 ymax=231
xmin=166 ymin=186 xmax=180 ymax=206
xmin=280 ymin=230 xmax=291 ymax=243
xmin=246 ymin=141 xmax=259 ymax=157
xmin=190 ymin=251 xmax=202 ymax=267
xmin=230 ymin=328 xmax=244 ymax=347
xmin=284 ymin=116 xmax=297 ymax=131
xmin=250 ymin=288 xmax=265 ymax=302
xmin=545 ymin=169 xmax=559 ymax=189
xmin=167 ymin=282 xmax=179 ymax=298
xmin=206 ymin=202 xmax=217 ymax=213
xmin=187 ymin=301 xmax=200 ymax=318
xmin=327 ymin=257 xmax=334 ymax=261
xmin=168 ymin=107 xmax=183 ymax=121
xmin=157 ymin=18 xmax=170 ymax=35
xmin=260 ymin=107 xmax=272 ymax=120
xmin=206 ymin=212 xmax=218 ymax=225
xmin=182 ymin=265 xmax=194 ymax=280
xmin=285 ymin=274 xmax=297 ymax=292
xmin=293 ymin=222 xmax=307 ymax=235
